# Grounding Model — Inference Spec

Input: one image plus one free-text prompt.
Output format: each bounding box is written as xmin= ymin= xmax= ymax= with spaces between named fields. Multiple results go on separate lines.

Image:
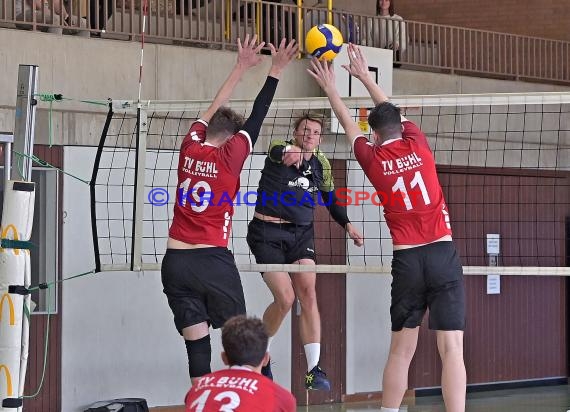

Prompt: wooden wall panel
xmin=408 ymin=168 xmax=568 ymax=388
xmin=21 ymin=145 xmax=62 ymax=412
xmin=396 ymin=0 xmax=570 ymax=43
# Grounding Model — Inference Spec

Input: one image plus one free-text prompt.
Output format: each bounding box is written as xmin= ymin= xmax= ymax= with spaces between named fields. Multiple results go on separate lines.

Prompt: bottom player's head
xmin=368 ymin=102 xmax=403 ymax=145
xmin=207 ymin=107 xmax=245 ymax=145
xmin=221 ymin=315 xmax=269 ymax=370
xmin=293 ymin=115 xmax=323 ymax=151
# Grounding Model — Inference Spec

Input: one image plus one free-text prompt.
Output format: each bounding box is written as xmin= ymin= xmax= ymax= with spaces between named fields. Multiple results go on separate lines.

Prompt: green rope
xmin=21 ymin=288 xmax=51 ymax=399
xmin=27 ymin=269 xmax=97 ymax=293
xmin=35 ymin=93 xmax=109 ymax=148
xmin=13 ymin=151 xmax=91 ymax=185
xmin=36 ymin=93 xmax=62 ymax=102
xmin=36 ymin=94 xmax=61 ymax=148
xmin=20 ymin=269 xmax=96 ymax=399
xmin=49 ymin=100 xmax=53 ymax=147
xmin=35 ymin=93 xmax=108 ymax=107
xmin=71 ymin=98 xmax=109 ymax=107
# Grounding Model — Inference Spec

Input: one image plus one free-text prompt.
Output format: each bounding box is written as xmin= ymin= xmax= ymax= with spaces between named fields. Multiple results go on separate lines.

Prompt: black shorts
xmin=246 ymin=218 xmax=316 ymax=265
xmin=161 ymin=247 xmax=246 ymax=333
xmin=390 ymin=241 xmax=465 ymax=332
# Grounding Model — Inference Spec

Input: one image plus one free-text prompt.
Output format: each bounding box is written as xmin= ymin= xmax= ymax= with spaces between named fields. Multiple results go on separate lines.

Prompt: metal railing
xmin=1 ymin=0 xmax=569 ymax=84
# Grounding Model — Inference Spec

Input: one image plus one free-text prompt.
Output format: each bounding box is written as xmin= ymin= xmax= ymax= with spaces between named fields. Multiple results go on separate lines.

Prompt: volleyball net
xmin=90 ymin=93 xmax=570 ymax=276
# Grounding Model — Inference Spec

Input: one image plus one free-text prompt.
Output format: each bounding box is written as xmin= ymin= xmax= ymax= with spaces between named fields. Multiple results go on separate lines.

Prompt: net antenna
xmin=130 ymin=0 xmax=150 ymax=272
xmin=91 ymin=92 xmax=570 ymax=278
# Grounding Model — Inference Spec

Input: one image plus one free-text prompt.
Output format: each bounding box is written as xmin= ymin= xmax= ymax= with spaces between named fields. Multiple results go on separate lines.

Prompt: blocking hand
xmin=307 ymin=57 xmax=336 ymax=93
xmin=269 ymin=38 xmax=299 ymax=75
xmin=341 ymin=43 xmax=370 ymax=80
xmin=237 ymin=34 xmax=265 ymax=70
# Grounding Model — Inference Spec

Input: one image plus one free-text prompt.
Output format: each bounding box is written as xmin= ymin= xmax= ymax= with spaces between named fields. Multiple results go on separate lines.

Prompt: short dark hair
xmin=376 ymin=0 xmax=395 ymax=16
xmin=207 ymin=107 xmax=244 ymax=139
xmin=293 ymin=114 xmax=324 ymax=132
xmin=368 ymin=101 xmax=402 ymax=139
xmin=222 ymin=315 xmax=268 ymax=367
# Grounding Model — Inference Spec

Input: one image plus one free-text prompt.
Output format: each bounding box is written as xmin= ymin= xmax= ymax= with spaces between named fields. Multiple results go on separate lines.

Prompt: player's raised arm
xmin=242 ymin=38 xmax=298 ymax=147
xmin=307 ymin=58 xmax=362 ymax=145
xmin=342 ymin=43 xmax=389 ymax=106
xmin=200 ymin=34 xmax=265 ymax=123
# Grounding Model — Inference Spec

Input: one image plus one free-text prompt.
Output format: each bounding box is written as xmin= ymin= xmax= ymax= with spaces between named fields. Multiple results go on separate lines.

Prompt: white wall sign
xmin=487 ymin=274 xmax=501 ymax=295
xmin=486 ymin=233 xmax=500 ymax=255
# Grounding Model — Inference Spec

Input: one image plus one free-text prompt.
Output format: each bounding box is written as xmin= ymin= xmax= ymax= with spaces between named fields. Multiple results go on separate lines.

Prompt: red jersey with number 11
xmin=169 ymin=120 xmax=252 ymax=247
xmin=353 ymin=119 xmax=452 ymax=245
xmin=185 ymin=368 xmax=296 ymax=412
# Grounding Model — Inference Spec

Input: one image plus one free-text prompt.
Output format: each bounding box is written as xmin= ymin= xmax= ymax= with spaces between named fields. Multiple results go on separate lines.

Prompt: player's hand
xmin=269 ymin=39 xmax=298 ymax=77
xmin=307 ymin=58 xmax=335 ymax=94
xmin=282 ymin=144 xmax=303 ymax=168
xmin=346 ymin=223 xmax=364 ymax=247
xmin=237 ymin=34 xmax=265 ymax=69
xmin=341 ymin=43 xmax=369 ymax=80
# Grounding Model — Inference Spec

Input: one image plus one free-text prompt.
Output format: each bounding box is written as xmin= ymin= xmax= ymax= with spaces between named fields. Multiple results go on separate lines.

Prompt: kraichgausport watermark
xmin=147 ymin=187 xmax=170 ymax=206
xmin=147 ymin=187 xmax=422 ymax=208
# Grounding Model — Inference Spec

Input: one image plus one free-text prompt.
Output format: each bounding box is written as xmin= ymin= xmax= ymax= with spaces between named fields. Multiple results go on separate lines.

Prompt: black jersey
xmin=254 ymin=139 xmax=334 ymax=225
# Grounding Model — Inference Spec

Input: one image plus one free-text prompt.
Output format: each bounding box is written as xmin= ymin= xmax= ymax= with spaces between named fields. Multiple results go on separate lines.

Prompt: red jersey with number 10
xmin=185 ymin=368 xmax=296 ymax=412
xmin=169 ymin=120 xmax=252 ymax=247
xmin=353 ymin=119 xmax=452 ymax=245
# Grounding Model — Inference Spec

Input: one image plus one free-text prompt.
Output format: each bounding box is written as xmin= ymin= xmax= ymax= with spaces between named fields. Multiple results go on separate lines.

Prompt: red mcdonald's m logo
xmin=0 ymin=293 xmax=15 ymax=326
xmin=0 ymin=364 xmax=13 ymax=396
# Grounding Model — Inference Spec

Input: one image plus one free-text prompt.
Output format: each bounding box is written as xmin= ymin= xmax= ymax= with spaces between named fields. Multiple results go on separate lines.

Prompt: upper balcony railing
xmin=1 ymin=0 xmax=569 ymax=85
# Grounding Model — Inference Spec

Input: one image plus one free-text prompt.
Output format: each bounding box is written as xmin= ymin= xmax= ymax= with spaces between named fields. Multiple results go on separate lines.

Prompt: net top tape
xmin=112 ymin=92 xmax=570 ymax=113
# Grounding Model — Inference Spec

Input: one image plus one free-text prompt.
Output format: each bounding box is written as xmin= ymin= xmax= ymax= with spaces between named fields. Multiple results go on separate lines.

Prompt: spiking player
xmin=308 ymin=43 xmax=466 ymax=412
xmin=185 ymin=316 xmax=296 ymax=412
xmin=246 ymin=113 xmax=364 ymax=390
xmin=161 ymin=35 xmax=298 ymax=384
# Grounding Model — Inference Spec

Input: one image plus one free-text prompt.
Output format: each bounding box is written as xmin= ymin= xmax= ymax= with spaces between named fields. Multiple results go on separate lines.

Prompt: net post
xmin=0 ymin=64 xmax=37 ymax=410
xmin=130 ymin=107 xmax=148 ymax=271
xmin=13 ymin=65 xmax=39 ymax=182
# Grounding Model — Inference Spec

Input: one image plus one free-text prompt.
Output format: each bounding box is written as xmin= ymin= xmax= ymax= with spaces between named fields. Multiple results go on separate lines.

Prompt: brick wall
xmin=393 ymin=0 xmax=570 ymax=41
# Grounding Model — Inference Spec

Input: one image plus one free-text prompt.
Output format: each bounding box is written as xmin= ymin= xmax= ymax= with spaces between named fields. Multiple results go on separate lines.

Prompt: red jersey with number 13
xmin=185 ymin=368 xmax=296 ymax=412
xmin=169 ymin=120 xmax=252 ymax=247
xmin=353 ymin=119 xmax=452 ymax=245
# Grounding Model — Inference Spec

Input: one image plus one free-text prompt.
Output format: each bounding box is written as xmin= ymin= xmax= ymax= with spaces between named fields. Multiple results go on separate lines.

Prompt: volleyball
xmin=305 ymin=24 xmax=343 ymax=61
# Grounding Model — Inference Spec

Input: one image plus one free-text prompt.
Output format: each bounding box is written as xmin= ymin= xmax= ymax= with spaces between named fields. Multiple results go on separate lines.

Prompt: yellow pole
xmin=327 ymin=0 xmax=332 ymax=25
xmin=225 ymin=0 xmax=231 ymax=40
xmin=297 ymin=0 xmax=303 ymax=58
xmin=256 ymin=0 xmax=262 ymax=39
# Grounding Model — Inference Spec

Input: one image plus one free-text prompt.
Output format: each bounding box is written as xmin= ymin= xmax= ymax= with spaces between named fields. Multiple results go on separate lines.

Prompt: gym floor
xmin=151 ymin=384 xmax=570 ymax=411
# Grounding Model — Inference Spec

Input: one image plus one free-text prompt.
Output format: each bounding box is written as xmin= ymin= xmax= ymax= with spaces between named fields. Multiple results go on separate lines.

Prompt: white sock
xmin=380 ymin=408 xmax=399 ymax=412
xmin=267 ymin=337 xmax=273 ymax=352
xmin=304 ymin=343 xmax=320 ymax=372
